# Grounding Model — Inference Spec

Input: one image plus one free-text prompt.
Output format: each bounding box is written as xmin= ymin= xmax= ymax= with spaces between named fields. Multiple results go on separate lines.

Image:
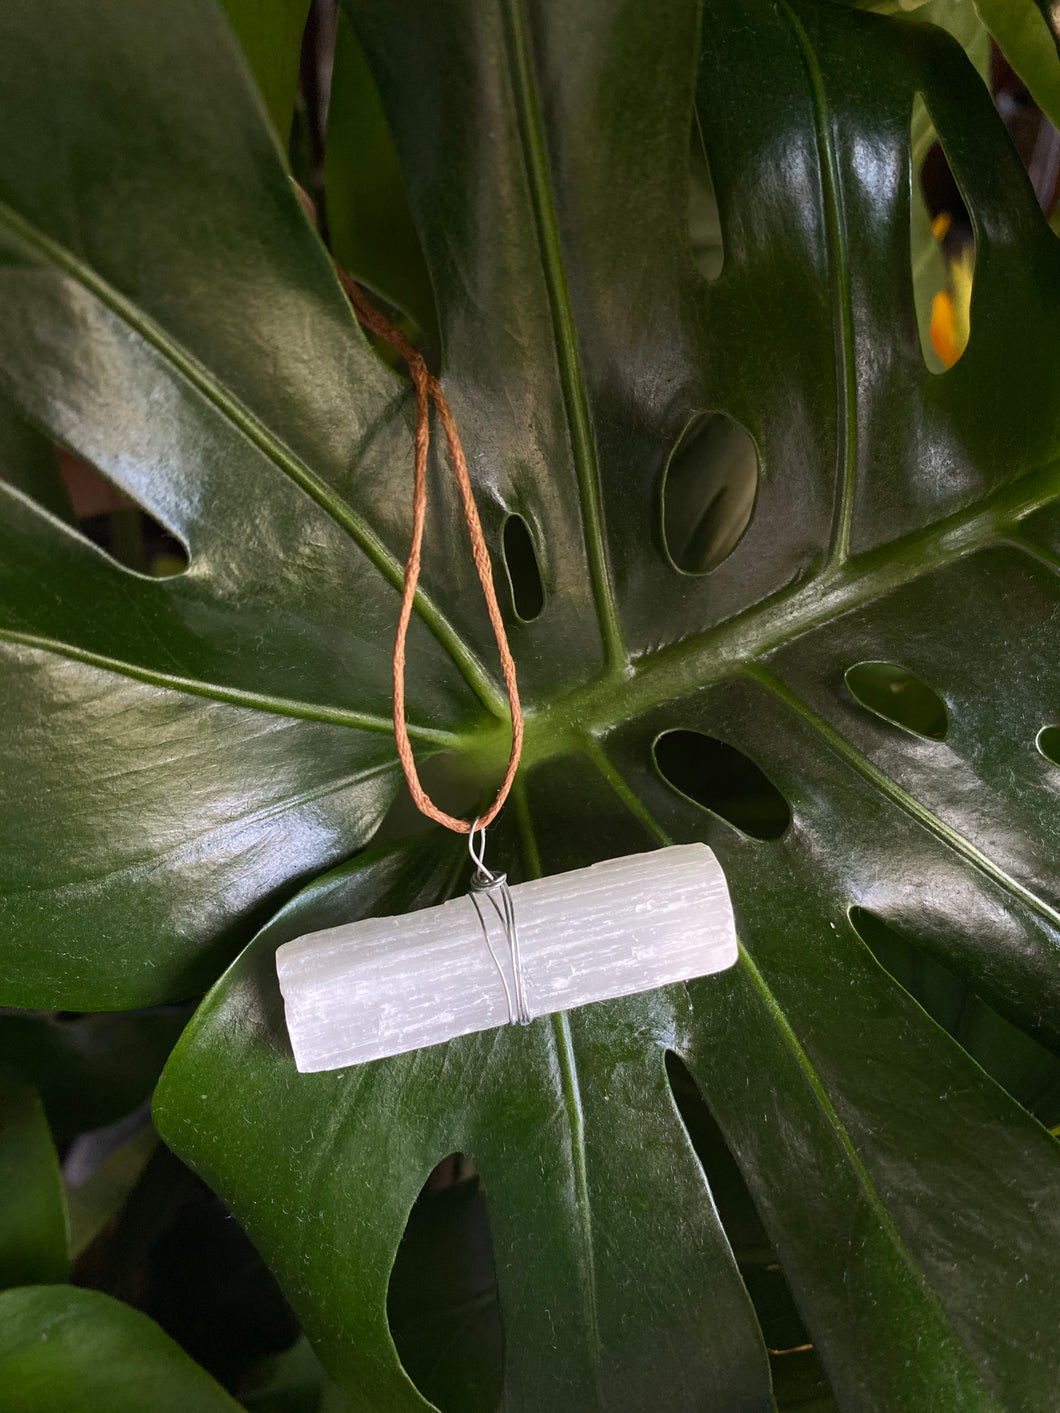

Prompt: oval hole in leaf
xmin=652 ymin=730 xmax=790 ymax=840
xmin=689 ymin=113 xmax=723 ymax=281
xmin=387 ymin=1154 xmax=504 ymax=1413
xmin=501 ymin=513 xmax=544 ymax=621
xmin=844 ymin=661 xmax=948 ymax=740
xmin=849 ymin=908 xmax=1060 ymax=1127
xmin=911 ymin=94 xmax=974 ymax=372
xmin=661 ymin=414 xmax=758 ymax=575
xmin=1036 ymin=725 xmax=1060 ymax=766
xmin=58 ymin=449 xmax=188 ymax=577
xmin=664 ymin=1053 xmax=837 ymax=1399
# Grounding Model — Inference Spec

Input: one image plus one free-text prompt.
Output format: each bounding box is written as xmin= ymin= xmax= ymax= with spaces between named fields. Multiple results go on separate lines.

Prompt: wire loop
xmin=468 ymin=816 xmax=492 ymax=883
xmin=465 ymin=822 xmax=530 ymax=1026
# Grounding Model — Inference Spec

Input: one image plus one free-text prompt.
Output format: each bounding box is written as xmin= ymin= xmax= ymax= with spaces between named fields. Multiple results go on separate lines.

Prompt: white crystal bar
xmin=276 ymin=843 xmax=736 ymax=1072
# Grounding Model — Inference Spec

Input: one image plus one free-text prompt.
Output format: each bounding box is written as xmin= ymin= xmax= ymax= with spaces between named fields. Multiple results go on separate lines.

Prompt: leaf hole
xmin=689 ymin=112 xmax=724 ymax=281
xmin=664 ymin=1053 xmax=837 ymax=1405
xmin=911 ymin=94 xmax=974 ymax=372
xmin=660 ymin=413 xmax=758 ymax=575
xmin=849 ymin=908 xmax=1060 ymax=1127
xmin=501 ymin=513 xmax=544 ymax=622
xmin=844 ymin=661 xmax=948 ymax=740
xmin=58 ymin=449 xmax=188 ymax=577
xmin=652 ymin=730 xmax=790 ymax=840
xmin=387 ymin=1154 xmax=504 ymax=1413
xmin=1036 ymin=725 xmax=1060 ymax=766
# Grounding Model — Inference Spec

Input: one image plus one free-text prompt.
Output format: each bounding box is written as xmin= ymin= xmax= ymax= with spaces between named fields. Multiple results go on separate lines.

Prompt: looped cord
xmin=337 ymin=270 xmax=523 ymax=835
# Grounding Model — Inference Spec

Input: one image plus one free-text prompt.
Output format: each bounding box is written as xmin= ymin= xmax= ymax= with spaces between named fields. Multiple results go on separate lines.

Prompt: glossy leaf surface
xmin=3 ymin=0 xmax=1060 ymax=1406
xmin=0 ymin=0 xmax=448 ymax=1005
xmin=0 ymin=1286 xmax=241 ymax=1412
xmin=156 ymin=839 xmax=773 ymax=1412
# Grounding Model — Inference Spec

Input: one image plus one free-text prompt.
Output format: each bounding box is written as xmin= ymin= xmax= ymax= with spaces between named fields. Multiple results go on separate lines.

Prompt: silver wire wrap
xmin=468 ymin=819 xmax=530 ymax=1026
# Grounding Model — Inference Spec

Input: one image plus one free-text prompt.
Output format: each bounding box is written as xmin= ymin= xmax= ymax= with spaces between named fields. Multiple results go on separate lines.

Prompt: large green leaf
xmin=4 ymin=0 xmax=1060 ymax=1406
xmin=0 ymin=0 xmax=470 ymax=1006
xmin=0 ymin=1286 xmax=241 ymax=1411
xmin=157 ymin=838 xmax=774 ymax=1411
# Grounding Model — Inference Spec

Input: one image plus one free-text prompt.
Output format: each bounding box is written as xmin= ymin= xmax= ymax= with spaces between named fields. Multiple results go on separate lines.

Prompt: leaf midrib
xmin=0 ymin=625 xmax=459 ymax=746
xmin=513 ymin=779 xmax=603 ymax=1387
xmin=0 ymin=197 xmax=505 ymax=718
xmin=9 ymin=448 xmax=1050 ymax=782
xmin=500 ymin=0 xmax=626 ymax=675
xmin=780 ymin=0 xmax=859 ymax=570
xmin=554 ymin=470 xmax=1060 ymax=939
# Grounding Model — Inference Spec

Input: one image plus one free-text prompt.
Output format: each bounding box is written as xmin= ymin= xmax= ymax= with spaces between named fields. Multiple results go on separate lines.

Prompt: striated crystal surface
xmin=276 ymin=844 xmax=737 ymax=1072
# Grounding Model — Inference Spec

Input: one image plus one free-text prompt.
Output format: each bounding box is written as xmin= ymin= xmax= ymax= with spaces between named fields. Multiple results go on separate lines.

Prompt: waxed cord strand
xmin=335 ymin=268 xmax=523 ymax=834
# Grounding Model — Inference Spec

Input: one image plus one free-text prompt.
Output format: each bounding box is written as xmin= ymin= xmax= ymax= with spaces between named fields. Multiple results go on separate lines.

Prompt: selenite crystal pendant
xmin=276 ymin=843 xmax=737 ymax=1073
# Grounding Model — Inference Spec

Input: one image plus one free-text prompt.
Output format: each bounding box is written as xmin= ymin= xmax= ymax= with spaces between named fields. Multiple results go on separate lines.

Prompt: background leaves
xmin=0 ymin=1286 xmax=242 ymax=1412
xmin=0 ymin=1081 xmax=67 ymax=1289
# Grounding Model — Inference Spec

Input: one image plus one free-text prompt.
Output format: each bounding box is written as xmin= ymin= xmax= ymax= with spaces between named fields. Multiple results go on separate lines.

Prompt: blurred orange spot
xmin=930 ymin=290 xmax=961 ymax=368
xmin=929 ymin=245 xmax=973 ymax=369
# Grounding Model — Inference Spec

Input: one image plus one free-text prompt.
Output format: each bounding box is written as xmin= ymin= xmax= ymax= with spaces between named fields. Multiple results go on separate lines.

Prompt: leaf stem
xmin=518 ymin=459 xmax=1060 ymax=765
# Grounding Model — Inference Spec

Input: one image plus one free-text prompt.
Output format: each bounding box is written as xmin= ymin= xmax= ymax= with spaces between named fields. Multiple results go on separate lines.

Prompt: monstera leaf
xmin=3 ymin=0 xmax=1060 ymax=1407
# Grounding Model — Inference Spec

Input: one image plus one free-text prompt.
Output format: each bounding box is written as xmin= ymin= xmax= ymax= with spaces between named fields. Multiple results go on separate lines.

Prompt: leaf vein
xmin=500 ymin=0 xmax=626 ymax=673
xmin=779 ymin=0 xmax=858 ymax=569
xmin=578 ymin=740 xmax=1003 ymax=1383
xmin=0 ymin=196 xmax=503 ymax=713
xmin=0 ymin=626 xmax=459 ymax=745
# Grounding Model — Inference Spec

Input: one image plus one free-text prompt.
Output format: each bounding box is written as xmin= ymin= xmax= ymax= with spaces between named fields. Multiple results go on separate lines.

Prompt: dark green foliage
xmin=0 ymin=1081 xmax=68 ymax=1289
xmin=0 ymin=0 xmax=1059 ymax=1407
xmin=0 ymin=1286 xmax=241 ymax=1411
